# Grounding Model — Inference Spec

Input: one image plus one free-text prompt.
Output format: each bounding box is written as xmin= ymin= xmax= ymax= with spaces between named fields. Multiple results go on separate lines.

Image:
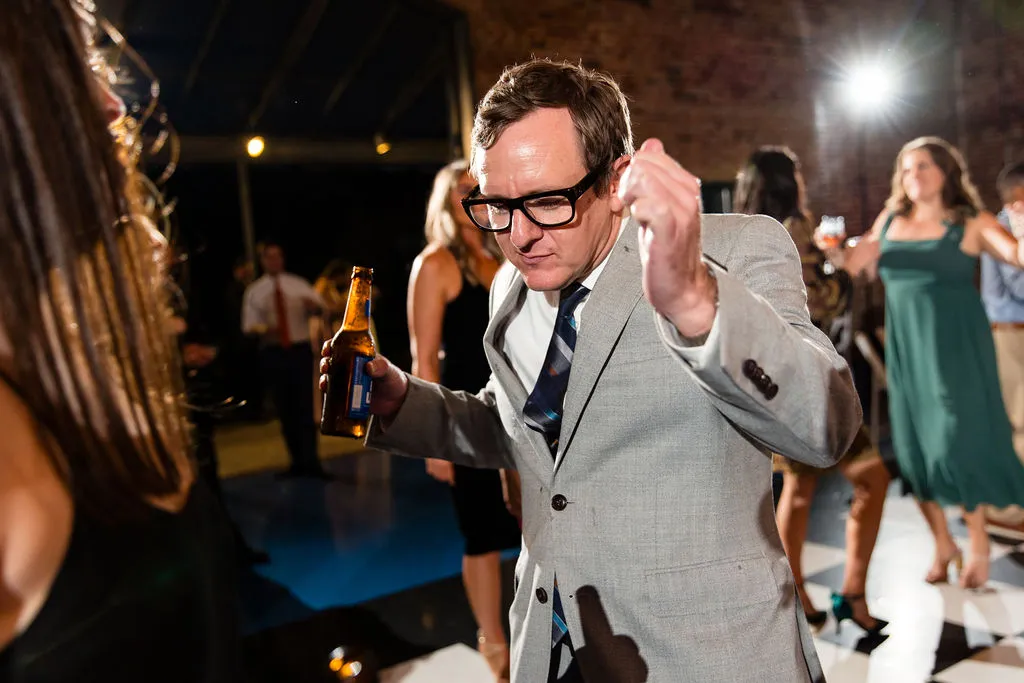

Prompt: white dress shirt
xmin=241 ymin=272 xmax=323 ymax=344
xmin=502 ymin=227 xmax=623 ymax=392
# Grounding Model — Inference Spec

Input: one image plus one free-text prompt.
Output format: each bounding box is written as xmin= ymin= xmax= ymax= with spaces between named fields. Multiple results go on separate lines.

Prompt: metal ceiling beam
xmin=181 ymin=0 xmax=232 ymax=99
xmin=376 ymin=42 xmax=447 ymax=136
xmin=321 ymin=3 xmax=399 ymax=116
xmin=247 ymin=0 xmax=332 ymax=130
xmin=177 ymin=135 xmax=450 ymax=165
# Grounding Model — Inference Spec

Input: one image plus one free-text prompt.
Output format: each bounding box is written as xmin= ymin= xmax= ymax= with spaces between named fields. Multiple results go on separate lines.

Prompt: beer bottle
xmin=321 ymin=267 xmax=376 ymax=438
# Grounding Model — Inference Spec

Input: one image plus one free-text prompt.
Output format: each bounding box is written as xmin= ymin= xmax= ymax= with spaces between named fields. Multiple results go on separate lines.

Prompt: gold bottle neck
xmin=342 ymin=275 xmax=372 ymax=331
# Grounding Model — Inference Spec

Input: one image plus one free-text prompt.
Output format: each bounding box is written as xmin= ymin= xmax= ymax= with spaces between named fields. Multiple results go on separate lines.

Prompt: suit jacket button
xmin=742 ymin=359 xmax=758 ymax=378
xmin=536 ymin=587 xmax=549 ymax=604
xmin=551 ymin=494 xmax=568 ymax=511
xmin=765 ymin=383 xmax=779 ymax=400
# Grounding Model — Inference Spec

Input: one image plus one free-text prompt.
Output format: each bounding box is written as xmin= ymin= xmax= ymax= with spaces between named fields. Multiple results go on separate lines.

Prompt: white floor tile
xmin=938 ymin=582 xmax=1024 ymax=636
xmin=814 ymin=639 xmax=934 ymax=682
xmin=380 ymin=644 xmax=494 ymax=683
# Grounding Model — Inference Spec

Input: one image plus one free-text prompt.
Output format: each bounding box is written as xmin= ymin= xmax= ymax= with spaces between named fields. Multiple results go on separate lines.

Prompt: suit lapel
xmin=555 ymin=220 xmax=644 ymax=471
xmin=482 ymin=274 xmax=559 ymax=483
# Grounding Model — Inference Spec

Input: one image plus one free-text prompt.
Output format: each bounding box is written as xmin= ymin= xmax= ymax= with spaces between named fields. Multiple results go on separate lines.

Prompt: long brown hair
xmin=885 ymin=136 xmax=985 ymax=223
xmin=0 ymin=0 xmax=192 ymax=519
xmin=424 ymin=160 xmax=503 ymax=285
xmin=733 ymin=146 xmax=812 ymax=225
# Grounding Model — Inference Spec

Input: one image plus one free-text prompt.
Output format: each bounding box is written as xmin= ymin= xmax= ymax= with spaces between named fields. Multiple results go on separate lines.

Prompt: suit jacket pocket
xmin=644 ymin=552 xmax=776 ymax=618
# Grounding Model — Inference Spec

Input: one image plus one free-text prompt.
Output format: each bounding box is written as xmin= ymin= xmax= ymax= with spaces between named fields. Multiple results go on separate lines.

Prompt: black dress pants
xmin=260 ymin=344 xmax=320 ymax=473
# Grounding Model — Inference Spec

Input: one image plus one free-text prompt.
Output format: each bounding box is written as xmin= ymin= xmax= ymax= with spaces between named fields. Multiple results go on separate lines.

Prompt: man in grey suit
xmin=321 ymin=59 xmax=861 ymax=682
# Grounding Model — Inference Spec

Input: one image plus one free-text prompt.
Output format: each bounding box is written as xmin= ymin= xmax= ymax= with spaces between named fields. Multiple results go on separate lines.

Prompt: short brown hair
xmin=885 ymin=136 xmax=985 ymax=222
xmin=470 ymin=58 xmax=634 ymax=194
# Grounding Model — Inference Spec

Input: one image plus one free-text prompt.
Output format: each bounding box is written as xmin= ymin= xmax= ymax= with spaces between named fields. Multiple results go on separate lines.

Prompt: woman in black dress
xmin=0 ymin=2 xmax=239 ymax=680
xmin=408 ymin=160 xmax=521 ymax=682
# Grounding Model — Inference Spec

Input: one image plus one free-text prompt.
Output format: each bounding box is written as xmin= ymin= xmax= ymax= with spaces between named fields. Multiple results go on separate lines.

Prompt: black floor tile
xmin=929 ymin=621 xmax=999 ymax=676
xmin=240 ymin=558 xmax=516 ymax=681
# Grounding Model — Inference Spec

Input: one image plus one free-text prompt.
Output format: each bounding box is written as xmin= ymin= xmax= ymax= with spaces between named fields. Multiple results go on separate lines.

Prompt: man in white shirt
xmin=242 ymin=242 xmax=328 ymax=479
xmin=320 ymin=59 xmax=860 ymax=682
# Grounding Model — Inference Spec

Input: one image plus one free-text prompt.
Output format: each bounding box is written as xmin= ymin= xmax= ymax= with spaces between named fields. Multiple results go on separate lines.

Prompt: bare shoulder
xmin=0 ymin=385 xmax=63 ymax=483
xmin=0 ymin=382 xmax=73 ymax=646
xmin=411 ymin=244 xmax=460 ymax=296
xmin=963 ymin=211 xmax=1007 ymax=253
xmin=966 ymin=210 xmax=1002 ymax=231
xmin=864 ymin=210 xmax=892 ymax=242
xmin=416 ymin=244 xmax=458 ymax=271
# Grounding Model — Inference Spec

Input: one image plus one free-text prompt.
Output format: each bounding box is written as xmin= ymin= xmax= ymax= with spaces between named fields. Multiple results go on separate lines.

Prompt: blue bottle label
xmin=347 ymin=354 xmax=373 ymax=419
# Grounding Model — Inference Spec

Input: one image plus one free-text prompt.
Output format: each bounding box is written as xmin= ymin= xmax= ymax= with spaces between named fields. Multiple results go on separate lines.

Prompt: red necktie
xmin=274 ymin=278 xmax=292 ymax=348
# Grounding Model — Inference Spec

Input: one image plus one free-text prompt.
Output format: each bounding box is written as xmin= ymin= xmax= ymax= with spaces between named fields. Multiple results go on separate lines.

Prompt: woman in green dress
xmin=840 ymin=137 xmax=1024 ymax=589
xmin=735 ymin=147 xmax=890 ymax=635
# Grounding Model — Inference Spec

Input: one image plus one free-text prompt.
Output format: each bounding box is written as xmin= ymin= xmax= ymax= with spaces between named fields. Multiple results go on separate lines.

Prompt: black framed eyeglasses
xmin=461 ymin=169 xmax=600 ymax=232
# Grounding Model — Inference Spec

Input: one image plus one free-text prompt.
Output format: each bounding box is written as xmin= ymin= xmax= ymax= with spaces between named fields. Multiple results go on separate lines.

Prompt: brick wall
xmin=446 ymin=0 xmax=1023 ymax=233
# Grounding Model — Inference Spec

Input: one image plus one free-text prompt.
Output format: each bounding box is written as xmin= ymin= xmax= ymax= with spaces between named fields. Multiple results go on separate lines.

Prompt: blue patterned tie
xmin=523 ymin=283 xmax=590 ymax=457
xmin=522 ymin=282 xmax=589 ymax=665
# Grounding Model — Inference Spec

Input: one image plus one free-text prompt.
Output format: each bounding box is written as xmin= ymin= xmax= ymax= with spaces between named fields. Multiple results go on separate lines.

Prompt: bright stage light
xmin=843 ymin=61 xmax=897 ymax=115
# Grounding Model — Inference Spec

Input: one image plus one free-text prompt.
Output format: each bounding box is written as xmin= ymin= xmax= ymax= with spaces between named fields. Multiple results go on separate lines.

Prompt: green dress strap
xmin=879 ymin=212 xmax=897 ymax=240
xmin=942 ymin=219 xmax=966 ymax=244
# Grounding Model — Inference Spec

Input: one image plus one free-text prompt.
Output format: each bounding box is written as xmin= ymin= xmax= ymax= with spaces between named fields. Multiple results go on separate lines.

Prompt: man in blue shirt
xmin=981 ymin=160 xmax=1024 ymax=539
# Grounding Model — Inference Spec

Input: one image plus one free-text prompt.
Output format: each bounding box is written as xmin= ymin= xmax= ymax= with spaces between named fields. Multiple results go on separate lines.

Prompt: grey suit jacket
xmin=368 ymin=214 xmax=861 ymax=682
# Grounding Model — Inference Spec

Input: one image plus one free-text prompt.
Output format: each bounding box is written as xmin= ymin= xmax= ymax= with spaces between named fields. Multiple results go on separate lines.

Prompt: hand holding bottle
xmin=319 ymin=343 xmax=409 ymax=424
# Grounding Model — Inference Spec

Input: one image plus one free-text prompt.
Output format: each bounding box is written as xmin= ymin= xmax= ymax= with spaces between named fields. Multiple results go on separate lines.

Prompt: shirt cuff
xmin=654 ymin=307 xmax=721 ymax=368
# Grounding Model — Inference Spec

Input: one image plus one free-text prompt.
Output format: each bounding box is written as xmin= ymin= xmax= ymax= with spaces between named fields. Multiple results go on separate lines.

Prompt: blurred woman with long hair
xmin=839 ymin=137 xmax=1024 ymax=588
xmin=407 ymin=160 xmax=520 ymax=682
xmin=0 ymin=1 xmax=239 ymax=679
xmin=734 ymin=147 xmax=890 ymax=634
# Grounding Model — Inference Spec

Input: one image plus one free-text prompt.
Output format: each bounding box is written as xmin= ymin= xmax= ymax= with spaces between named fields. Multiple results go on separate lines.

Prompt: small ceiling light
xmin=246 ymin=136 xmax=265 ymax=158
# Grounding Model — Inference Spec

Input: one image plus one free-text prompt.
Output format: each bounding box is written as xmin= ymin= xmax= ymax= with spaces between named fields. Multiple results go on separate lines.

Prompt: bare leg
xmin=837 ymin=456 xmax=890 ymax=625
xmin=960 ymin=509 xmax=990 ymax=589
xmin=918 ymin=500 xmax=962 ymax=583
xmin=463 ymin=552 xmax=509 ymax=681
xmin=776 ymin=471 xmax=821 ymax=615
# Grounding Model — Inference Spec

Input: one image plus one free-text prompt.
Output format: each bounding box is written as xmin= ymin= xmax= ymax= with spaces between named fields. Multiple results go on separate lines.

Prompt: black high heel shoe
xmin=795 ymin=583 xmax=827 ymax=627
xmin=830 ymin=592 xmax=888 ymax=636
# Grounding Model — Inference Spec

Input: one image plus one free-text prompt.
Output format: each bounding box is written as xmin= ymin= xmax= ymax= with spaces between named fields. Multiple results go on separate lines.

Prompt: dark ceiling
xmin=95 ymin=0 xmax=465 ymax=159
